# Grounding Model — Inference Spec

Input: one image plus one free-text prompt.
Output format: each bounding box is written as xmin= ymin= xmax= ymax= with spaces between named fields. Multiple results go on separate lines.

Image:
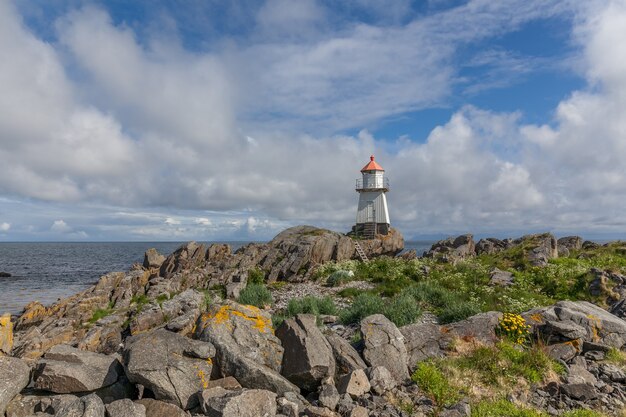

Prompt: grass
xmin=339 ymin=292 xmax=421 ymax=327
xmin=88 ymin=301 xmax=115 ymax=324
xmin=238 ymin=283 xmax=273 ymax=308
xmin=248 ymin=267 xmax=266 ymax=285
xmin=411 ymin=361 xmax=460 ymax=407
xmin=471 ymin=400 xmax=606 ymax=417
xmin=605 ymin=347 xmax=626 ymax=366
xmin=273 ymin=295 xmax=339 ymax=327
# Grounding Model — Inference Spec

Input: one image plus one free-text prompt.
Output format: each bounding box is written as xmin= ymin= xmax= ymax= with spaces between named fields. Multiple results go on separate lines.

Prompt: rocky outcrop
xmin=276 ymin=314 xmax=336 ymax=391
xmin=558 ymin=236 xmax=583 ymax=252
xmin=33 ymin=345 xmax=123 ymax=393
xmin=142 ymin=248 xmax=165 ymax=270
xmin=424 ymin=234 xmax=476 ymax=261
xmin=360 ymin=315 xmax=409 ymax=383
xmin=325 ymin=334 xmax=367 ymax=375
xmin=0 ymin=356 xmax=30 ymax=415
xmin=124 ymin=328 xmax=215 ymax=410
xmin=514 ymin=233 xmax=558 ymax=266
xmin=475 ymin=237 xmax=511 ymax=255
xmin=55 ymin=393 xmax=105 ymax=417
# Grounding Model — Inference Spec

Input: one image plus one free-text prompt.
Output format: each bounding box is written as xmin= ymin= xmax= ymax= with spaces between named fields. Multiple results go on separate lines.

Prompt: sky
xmin=1 ymin=0 xmax=626 ymax=241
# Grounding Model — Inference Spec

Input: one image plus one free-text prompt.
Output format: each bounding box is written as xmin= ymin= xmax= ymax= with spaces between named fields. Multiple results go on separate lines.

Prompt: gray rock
xmin=199 ymin=388 xmax=277 ymax=417
xmin=143 ymin=248 xmax=165 ymax=269
xmin=277 ymin=397 xmax=299 ymax=417
xmin=347 ymin=406 xmax=369 ymax=417
xmin=541 ymin=320 xmax=588 ymax=343
xmin=105 ymin=399 xmax=146 ymax=417
xmin=204 ymin=377 xmax=242 ymax=391
xmin=560 ymin=383 xmax=598 ymax=401
xmin=0 ymin=357 xmax=31 ymax=416
xmin=425 ymin=234 xmax=475 ymax=260
xmin=400 ymin=323 xmax=445 ymax=369
xmin=545 ymin=341 xmax=580 ymax=362
xmin=336 ymin=370 xmax=370 ymax=397
xmin=6 ymin=394 xmax=79 ymax=417
xmin=360 ymin=314 xmax=409 ymax=383
xmin=276 ymin=314 xmax=336 ymax=391
xmin=475 ymin=238 xmax=509 ymax=255
xmin=489 ymin=268 xmax=514 ymax=286
xmin=159 ymin=241 xmax=207 ymax=279
xmin=366 ymin=366 xmax=397 ymax=395
xmin=318 ymin=382 xmax=340 ymax=411
xmin=124 ymin=328 xmax=215 ymax=410
xmin=134 ymin=399 xmax=187 ymax=417
xmin=56 ymin=393 xmax=105 ymax=417
xmin=558 ymin=236 xmax=583 ymax=251
xmin=513 ymin=233 xmax=557 ymax=266
xmin=303 ymin=405 xmax=340 ymax=417
xmin=196 ymin=302 xmax=297 ymax=395
xmin=33 ymin=345 xmax=123 ymax=393
xmin=325 ymin=334 xmax=366 ymax=375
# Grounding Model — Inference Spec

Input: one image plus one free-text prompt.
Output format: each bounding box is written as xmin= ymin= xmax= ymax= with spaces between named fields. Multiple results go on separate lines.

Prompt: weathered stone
xmin=366 ymin=366 xmax=397 ymax=395
xmin=545 ymin=340 xmax=581 ymax=362
xmin=159 ymin=241 xmax=207 ymax=279
xmin=325 ymin=334 xmax=366 ymax=375
xmin=526 ymin=301 xmax=626 ymax=348
xmin=105 ymin=399 xmax=146 ymax=417
xmin=336 ymin=370 xmax=371 ymax=397
xmin=277 ymin=397 xmax=299 ymax=417
xmin=205 ymin=376 xmax=242 ymax=391
xmin=276 ymin=314 xmax=336 ymax=391
xmin=199 ymin=388 xmax=277 ymax=417
xmin=6 ymin=394 xmax=79 ymax=417
xmin=196 ymin=302 xmax=297 ymax=395
xmin=558 ymin=236 xmax=583 ymax=251
xmin=56 ymin=393 xmax=105 ymax=417
xmin=475 ymin=238 xmax=510 ymax=255
xmin=600 ymin=363 xmax=626 ymax=382
xmin=560 ymin=383 xmax=598 ymax=401
xmin=124 ymin=328 xmax=215 ymax=410
xmin=347 ymin=405 xmax=369 ymax=417
xmin=0 ymin=356 xmax=30 ymax=416
xmin=360 ymin=314 xmax=409 ymax=383
xmin=540 ymin=320 xmax=588 ymax=343
xmin=143 ymin=248 xmax=165 ymax=270
xmin=318 ymin=382 xmax=340 ymax=411
xmin=0 ymin=313 xmax=13 ymax=354
xmin=489 ymin=268 xmax=514 ymax=287
xmin=33 ymin=345 xmax=123 ymax=393
xmin=400 ymin=323 xmax=445 ymax=369
xmin=304 ymin=406 xmax=340 ymax=417
xmin=513 ymin=233 xmax=557 ymax=266
xmin=134 ymin=399 xmax=187 ymax=417
xmin=78 ymin=315 xmax=124 ymax=354
xmin=15 ymin=301 xmax=49 ymax=331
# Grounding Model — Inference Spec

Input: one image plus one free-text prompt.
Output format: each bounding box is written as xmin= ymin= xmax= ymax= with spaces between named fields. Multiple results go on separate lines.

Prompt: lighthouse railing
xmin=356 ymin=177 xmax=389 ymax=191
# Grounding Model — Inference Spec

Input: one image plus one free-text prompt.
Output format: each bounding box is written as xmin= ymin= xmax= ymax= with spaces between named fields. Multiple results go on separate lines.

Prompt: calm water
xmin=0 ymin=241 xmax=433 ymax=315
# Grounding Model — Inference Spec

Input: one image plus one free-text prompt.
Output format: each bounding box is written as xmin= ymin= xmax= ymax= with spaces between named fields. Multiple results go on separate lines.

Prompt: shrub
xmin=326 ymin=270 xmax=355 ymax=287
xmin=383 ymin=293 xmax=422 ymax=327
xmin=402 ymin=281 xmax=455 ymax=307
xmin=248 ymin=268 xmax=266 ymax=285
xmin=287 ymin=296 xmax=338 ymax=317
xmin=411 ymin=362 xmax=459 ymax=406
xmin=339 ymin=293 xmax=385 ymax=325
xmin=238 ymin=283 xmax=273 ymax=308
xmin=438 ymin=301 xmax=481 ymax=324
xmin=498 ymin=313 xmax=531 ymax=344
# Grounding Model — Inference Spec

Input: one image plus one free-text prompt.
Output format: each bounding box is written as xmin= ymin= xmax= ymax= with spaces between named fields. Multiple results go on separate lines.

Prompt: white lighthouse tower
xmin=353 ymin=155 xmax=390 ymax=239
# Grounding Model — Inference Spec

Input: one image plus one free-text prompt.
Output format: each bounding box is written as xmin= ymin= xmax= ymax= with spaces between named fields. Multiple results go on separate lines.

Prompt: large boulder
xmin=558 ymin=236 xmax=583 ymax=252
xmin=33 ymin=345 xmax=123 ymax=393
xmin=134 ymin=399 xmax=187 ymax=417
xmin=199 ymin=388 xmax=277 ymax=417
xmin=525 ymin=301 xmax=626 ymax=349
xmin=124 ymin=328 xmax=215 ymax=410
xmin=475 ymin=238 xmax=511 ymax=255
xmin=159 ymin=242 xmax=207 ymax=279
xmin=129 ymin=289 xmax=204 ymax=335
xmin=195 ymin=302 xmax=297 ymax=395
xmin=143 ymin=248 xmax=165 ymax=270
xmin=276 ymin=314 xmax=336 ymax=391
xmin=360 ymin=315 xmax=409 ymax=383
xmin=5 ymin=393 xmax=79 ymax=417
xmin=0 ymin=356 xmax=30 ymax=415
xmin=325 ymin=334 xmax=367 ymax=375
xmin=56 ymin=393 xmax=105 ymax=417
xmin=106 ymin=399 xmax=146 ymax=417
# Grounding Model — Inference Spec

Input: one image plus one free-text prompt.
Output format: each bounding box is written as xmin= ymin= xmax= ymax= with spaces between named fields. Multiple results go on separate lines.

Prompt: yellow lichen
xmin=202 ymin=305 xmax=272 ymax=333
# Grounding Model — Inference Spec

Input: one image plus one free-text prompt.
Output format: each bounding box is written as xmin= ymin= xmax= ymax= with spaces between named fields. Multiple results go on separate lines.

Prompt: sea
xmin=0 ymin=241 xmax=434 ymax=315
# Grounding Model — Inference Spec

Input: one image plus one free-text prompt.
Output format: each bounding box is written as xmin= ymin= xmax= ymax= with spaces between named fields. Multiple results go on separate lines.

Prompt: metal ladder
xmin=353 ymin=240 xmax=369 ymax=262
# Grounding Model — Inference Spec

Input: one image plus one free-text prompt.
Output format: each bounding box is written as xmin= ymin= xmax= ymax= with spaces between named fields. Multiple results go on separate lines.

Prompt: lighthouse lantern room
xmin=353 ymin=155 xmax=390 ymax=239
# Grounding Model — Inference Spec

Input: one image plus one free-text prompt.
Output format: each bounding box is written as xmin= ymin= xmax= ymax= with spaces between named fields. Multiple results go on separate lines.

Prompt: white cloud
xmin=1 ymin=0 xmax=626 ymax=240
xmin=0 ymin=222 xmax=10 ymax=232
xmin=51 ymin=220 xmax=71 ymax=233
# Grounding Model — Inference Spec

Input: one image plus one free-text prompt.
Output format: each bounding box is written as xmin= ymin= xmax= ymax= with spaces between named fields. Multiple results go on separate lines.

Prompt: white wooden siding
xmin=356 ymin=191 xmax=390 ymax=224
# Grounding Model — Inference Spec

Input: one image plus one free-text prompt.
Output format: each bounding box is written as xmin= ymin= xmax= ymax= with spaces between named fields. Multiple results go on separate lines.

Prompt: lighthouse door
xmin=365 ymin=201 xmax=375 ymax=222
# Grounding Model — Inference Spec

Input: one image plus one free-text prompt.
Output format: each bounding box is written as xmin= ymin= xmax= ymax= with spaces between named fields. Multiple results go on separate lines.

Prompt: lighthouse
xmin=353 ymin=155 xmax=390 ymax=239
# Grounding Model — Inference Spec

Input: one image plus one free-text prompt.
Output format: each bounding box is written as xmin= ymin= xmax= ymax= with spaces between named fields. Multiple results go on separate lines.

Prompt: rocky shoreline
xmin=1 ymin=226 xmax=626 ymax=416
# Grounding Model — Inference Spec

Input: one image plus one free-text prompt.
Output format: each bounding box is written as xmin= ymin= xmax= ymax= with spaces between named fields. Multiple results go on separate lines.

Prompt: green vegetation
xmin=471 ymin=400 xmax=605 ymax=417
xmin=273 ymin=295 xmax=338 ymax=327
xmin=411 ymin=362 xmax=460 ymax=406
xmin=131 ymin=293 xmax=149 ymax=310
xmin=248 ymin=267 xmax=266 ymax=285
xmin=238 ymin=283 xmax=273 ymax=308
xmin=88 ymin=301 xmax=115 ymax=324
xmin=326 ymin=270 xmax=355 ymax=287
xmin=156 ymin=293 xmax=169 ymax=307
xmin=209 ymin=284 xmax=227 ymax=299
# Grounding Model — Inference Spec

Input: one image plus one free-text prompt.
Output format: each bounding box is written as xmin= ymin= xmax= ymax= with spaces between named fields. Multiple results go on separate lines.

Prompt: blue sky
xmin=1 ymin=0 xmax=626 ymax=241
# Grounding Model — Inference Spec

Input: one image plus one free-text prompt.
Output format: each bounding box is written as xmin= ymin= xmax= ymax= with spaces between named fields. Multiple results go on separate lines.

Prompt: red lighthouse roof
xmin=361 ymin=155 xmax=384 ymax=172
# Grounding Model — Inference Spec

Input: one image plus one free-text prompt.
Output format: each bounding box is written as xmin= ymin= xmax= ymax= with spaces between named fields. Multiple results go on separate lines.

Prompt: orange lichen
xmin=202 ymin=305 xmax=272 ymax=333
